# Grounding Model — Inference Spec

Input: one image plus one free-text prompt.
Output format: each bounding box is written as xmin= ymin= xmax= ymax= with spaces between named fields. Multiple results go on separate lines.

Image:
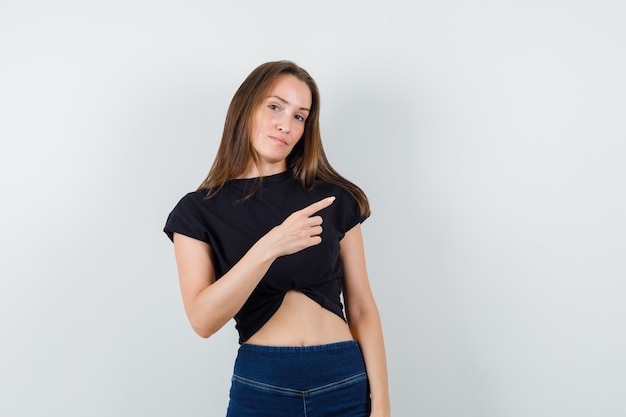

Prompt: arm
xmin=173 ymin=196 xmax=336 ymax=338
xmin=341 ymin=224 xmax=390 ymax=417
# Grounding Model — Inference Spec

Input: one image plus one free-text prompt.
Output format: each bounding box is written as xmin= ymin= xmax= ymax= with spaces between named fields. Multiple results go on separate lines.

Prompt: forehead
xmin=265 ymin=74 xmax=312 ymax=109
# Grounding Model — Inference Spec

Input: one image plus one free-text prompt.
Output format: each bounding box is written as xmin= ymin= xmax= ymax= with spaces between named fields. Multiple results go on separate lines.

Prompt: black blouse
xmin=164 ymin=171 xmax=368 ymax=343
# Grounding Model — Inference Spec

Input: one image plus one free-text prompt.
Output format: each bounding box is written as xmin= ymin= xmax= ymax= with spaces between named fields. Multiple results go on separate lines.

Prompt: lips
xmin=269 ymin=136 xmax=287 ymax=145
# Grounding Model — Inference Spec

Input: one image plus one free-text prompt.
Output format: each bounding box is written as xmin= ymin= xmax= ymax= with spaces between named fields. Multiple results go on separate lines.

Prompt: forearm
xmin=185 ymin=241 xmax=277 ymax=337
xmin=349 ymin=306 xmax=390 ymax=415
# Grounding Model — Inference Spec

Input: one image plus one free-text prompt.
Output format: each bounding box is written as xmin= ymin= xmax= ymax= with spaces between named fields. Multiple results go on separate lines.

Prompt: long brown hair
xmin=198 ymin=60 xmax=370 ymax=217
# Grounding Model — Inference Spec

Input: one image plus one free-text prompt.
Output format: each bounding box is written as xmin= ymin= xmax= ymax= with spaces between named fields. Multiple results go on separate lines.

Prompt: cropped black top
xmin=163 ymin=171 xmax=368 ymax=343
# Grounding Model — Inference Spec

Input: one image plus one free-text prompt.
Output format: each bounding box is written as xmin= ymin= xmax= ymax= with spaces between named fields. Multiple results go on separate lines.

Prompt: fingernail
xmin=329 ymin=196 xmax=336 ymax=202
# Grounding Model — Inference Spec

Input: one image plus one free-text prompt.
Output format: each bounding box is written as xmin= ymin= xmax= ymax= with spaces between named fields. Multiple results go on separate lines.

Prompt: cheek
xmin=295 ymin=125 xmax=306 ymax=140
xmin=252 ymin=113 xmax=264 ymax=133
xmin=250 ymin=115 xmax=266 ymax=142
xmin=292 ymin=132 xmax=304 ymax=148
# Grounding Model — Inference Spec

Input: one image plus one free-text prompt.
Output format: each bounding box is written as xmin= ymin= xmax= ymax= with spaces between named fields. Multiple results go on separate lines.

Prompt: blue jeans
xmin=226 ymin=340 xmax=371 ymax=417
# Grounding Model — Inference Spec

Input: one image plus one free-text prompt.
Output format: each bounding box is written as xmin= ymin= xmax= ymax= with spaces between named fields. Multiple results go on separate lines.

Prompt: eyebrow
xmin=268 ymin=95 xmax=310 ymax=112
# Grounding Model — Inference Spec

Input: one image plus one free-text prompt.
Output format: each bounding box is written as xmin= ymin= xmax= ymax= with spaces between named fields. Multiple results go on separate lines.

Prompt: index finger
xmin=300 ymin=196 xmax=336 ymax=217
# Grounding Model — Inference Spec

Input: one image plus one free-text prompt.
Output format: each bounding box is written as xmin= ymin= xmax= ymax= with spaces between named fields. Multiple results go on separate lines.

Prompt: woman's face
xmin=248 ymin=74 xmax=312 ymax=175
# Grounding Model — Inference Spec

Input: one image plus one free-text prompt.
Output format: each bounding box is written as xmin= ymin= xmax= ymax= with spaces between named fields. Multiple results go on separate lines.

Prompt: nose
xmin=276 ymin=114 xmax=291 ymax=133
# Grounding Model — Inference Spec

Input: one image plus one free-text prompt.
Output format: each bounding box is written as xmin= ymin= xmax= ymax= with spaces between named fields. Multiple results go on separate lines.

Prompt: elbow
xmin=189 ymin=315 xmax=221 ymax=339
xmin=346 ymin=303 xmax=380 ymax=327
xmin=193 ymin=328 xmax=212 ymax=339
xmin=185 ymin=300 xmax=228 ymax=338
xmin=191 ymin=324 xmax=215 ymax=339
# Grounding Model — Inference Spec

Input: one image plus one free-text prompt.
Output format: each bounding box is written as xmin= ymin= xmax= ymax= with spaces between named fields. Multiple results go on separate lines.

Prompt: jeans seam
xmin=232 ymin=374 xmax=302 ymax=397
xmin=232 ymin=371 xmax=368 ymax=397
xmin=306 ymin=372 xmax=368 ymax=396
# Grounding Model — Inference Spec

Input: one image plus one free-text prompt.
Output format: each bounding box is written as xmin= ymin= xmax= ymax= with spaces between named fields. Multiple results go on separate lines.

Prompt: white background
xmin=1 ymin=1 xmax=625 ymax=416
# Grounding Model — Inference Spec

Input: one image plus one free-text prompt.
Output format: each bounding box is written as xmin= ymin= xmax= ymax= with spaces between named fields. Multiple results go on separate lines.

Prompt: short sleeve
xmin=163 ymin=192 xmax=212 ymax=244
xmin=339 ymin=188 xmax=370 ymax=233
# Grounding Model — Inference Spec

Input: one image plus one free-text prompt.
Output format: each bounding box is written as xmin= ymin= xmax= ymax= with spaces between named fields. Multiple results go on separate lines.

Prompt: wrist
xmin=251 ymin=232 xmax=280 ymax=264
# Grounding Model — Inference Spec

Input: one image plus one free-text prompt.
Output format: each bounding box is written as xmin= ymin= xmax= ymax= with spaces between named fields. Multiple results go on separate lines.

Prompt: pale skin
xmin=172 ymin=75 xmax=390 ymax=416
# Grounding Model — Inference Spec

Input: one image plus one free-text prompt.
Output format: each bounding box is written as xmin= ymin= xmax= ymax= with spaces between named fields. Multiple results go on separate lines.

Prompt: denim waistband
xmin=233 ymin=340 xmax=366 ymax=391
xmin=239 ymin=340 xmax=358 ymax=353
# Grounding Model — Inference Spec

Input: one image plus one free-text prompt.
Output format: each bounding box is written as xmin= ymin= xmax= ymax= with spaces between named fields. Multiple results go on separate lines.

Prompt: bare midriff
xmin=244 ymin=290 xmax=354 ymax=346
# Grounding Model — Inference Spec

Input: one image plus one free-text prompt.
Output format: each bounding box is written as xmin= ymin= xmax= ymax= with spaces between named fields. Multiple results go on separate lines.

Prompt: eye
xmin=268 ymin=104 xmax=280 ymax=111
xmin=295 ymin=114 xmax=305 ymax=122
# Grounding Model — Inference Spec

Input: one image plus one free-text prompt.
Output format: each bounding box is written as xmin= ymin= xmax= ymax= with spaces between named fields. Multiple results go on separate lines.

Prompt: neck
xmin=238 ymin=160 xmax=287 ymax=179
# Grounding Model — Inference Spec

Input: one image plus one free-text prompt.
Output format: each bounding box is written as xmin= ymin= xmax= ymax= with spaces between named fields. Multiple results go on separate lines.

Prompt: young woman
xmin=164 ymin=60 xmax=390 ymax=417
